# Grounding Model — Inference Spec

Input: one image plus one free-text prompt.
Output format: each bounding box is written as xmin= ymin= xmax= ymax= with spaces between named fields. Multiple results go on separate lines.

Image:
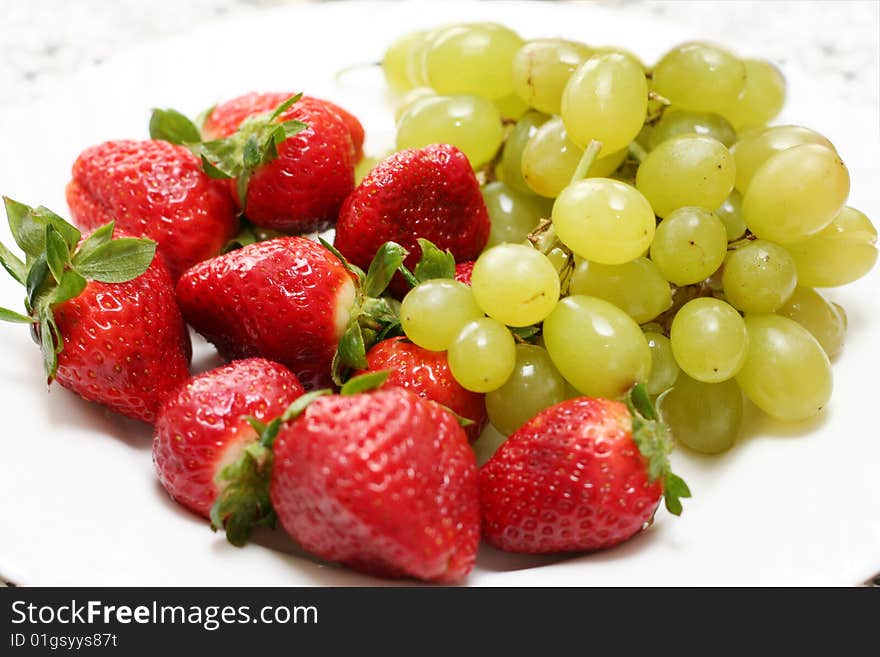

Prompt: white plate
xmin=1 ymin=1 xmax=878 ymax=587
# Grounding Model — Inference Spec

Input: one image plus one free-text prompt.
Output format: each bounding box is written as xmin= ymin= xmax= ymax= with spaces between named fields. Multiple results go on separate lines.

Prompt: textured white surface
xmin=0 ymin=1 xmax=878 ymax=586
xmin=1 ymin=0 xmax=877 ymax=111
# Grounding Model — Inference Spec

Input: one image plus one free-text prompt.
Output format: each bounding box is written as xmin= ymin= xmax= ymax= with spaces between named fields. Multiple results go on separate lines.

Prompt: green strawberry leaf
xmin=413 ymin=238 xmax=456 ymax=282
xmin=625 ymin=382 xmax=691 ymax=516
xmin=0 ymin=307 xmax=33 ymax=323
xmin=50 ymin=270 xmax=87 ymax=305
xmin=5 ymin=197 xmax=47 ymax=258
xmin=364 ymin=241 xmax=409 ymax=297
xmin=340 ymin=370 xmax=390 ymax=396
xmin=268 ymin=93 xmax=303 ymax=122
xmin=149 ymin=107 xmax=202 ymax=145
xmin=37 ymin=308 xmax=63 ymax=381
xmin=45 ymin=225 xmax=70 ymax=283
xmin=200 ymin=153 xmax=234 ymax=179
xmin=32 ymin=206 xmax=81 ymax=251
xmin=194 ymin=104 xmax=216 ymax=134
xmin=26 ymin=254 xmax=50 ymax=307
xmin=72 ymin=221 xmax=115 ymax=266
xmin=337 ymin=321 xmax=368 ymax=371
xmin=318 ymin=237 xmax=366 ymax=280
xmin=0 ymin=240 xmax=27 ymax=284
xmin=72 ymin=238 xmax=156 ymax=283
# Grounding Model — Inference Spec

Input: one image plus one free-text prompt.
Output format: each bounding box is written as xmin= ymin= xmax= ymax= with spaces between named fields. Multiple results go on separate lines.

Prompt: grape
xmin=731 ymin=125 xmax=835 ymax=192
xmin=396 ymin=95 xmax=503 ymax=167
xmin=383 ymin=31 xmax=427 ymax=92
xmin=394 ymin=86 xmax=436 ymax=121
xmin=424 ymin=23 xmax=524 ymax=99
xmin=569 ymin=257 xmax=672 ymax=323
xmin=500 ymin=111 xmax=549 ymax=194
xmin=553 ymin=178 xmax=655 ymax=264
xmin=742 ymin=143 xmax=849 ymax=243
xmin=722 ymin=240 xmax=797 ymax=313
xmin=471 ymin=244 xmax=560 ymax=327
xmin=485 ymin=344 xmax=569 ymax=435
xmin=354 ymin=154 xmax=382 ymax=185
xmin=472 ymin=423 xmax=509 ymax=466
xmin=785 ymin=206 xmax=878 ymax=287
xmin=650 ymin=207 xmax=728 ymax=285
xmin=652 ymin=42 xmax=746 ymax=115
xmin=483 ymin=182 xmax=553 ymax=248
xmin=722 ymin=59 xmax=786 ymax=130
xmin=545 ymin=246 xmax=572 ymax=278
xmin=592 ymin=45 xmax=647 ymax=70
xmin=777 ymin=287 xmax=846 ymax=359
xmin=400 ymin=279 xmax=483 ymax=351
xmin=648 ymin=109 xmax=737 ymax=149
xmin=670 ymin=298 xmax=748 ymax=383
xmin=736 ymin=314 xmax=832 ymax=422
xmin=520 ymin=117 xmax=626 ymax=198
xmin=494 ymin=92 xmax=530 ymax=120
xmin=644 ymin=331 xmax=680 ymax=395
xmin=561 ymin=52 xmax=648 ymax=155
xmin=635 ymin=134 xmax=736 ymax=218
xmin=658 ymin=375 xmax=742 ymax=454
xmin=543 ymin=296 xmax=651 ymax=398
xmin=512 ymin=38 xmax=592 ymax=115
xmin=715 ymin=190 xmax=747 ymax=240
xmin=448 ymin=317 xmax=517 ymax=392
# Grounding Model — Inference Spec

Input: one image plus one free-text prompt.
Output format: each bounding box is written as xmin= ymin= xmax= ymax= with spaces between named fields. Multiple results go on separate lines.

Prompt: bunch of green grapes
xmin=383 ymin=27 xmax=878 ymax=459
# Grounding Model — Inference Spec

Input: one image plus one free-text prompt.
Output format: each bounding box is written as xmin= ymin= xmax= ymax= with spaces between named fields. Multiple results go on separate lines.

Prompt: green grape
xmin=553 ymin=178 xmax=655 ymax=264
xmin=482 ymin=181 xmax=552 ymax=248
xmin=448 ymin=317 xmax=517 ymax=392
xmin=400 ymin=279 xmax=483 ymax=351
xmin=546 ymin=246 xmax=572 ymax=278
xmin=731 ymin=125 xmax=835 ymax=192
xmin=396 ymin=95 xmax=503 ymax=167
xmin=354 ymin=154 xmax=382 ymax=185
xmin=543 ymin=295 xmax=651 ymax=398
xmin=520 ymin=117 xmax=626 ymax=198
xmin=512 ymin=39 xmax=592 ymax=115
xmin=592 ymin=45 xmax=648 ymax=70
xmin=494 ymin=92 xmax=530 ymax=120
xmin=406 ymin=32 xmax=432 ymax=87
xmin=569 ymin=257 xmax=672 ymax=323
xmin=650 ymin=207 xmax=728 ymax=285
xmin=785 ymin=206 xmax=878 ymax=287
xmin=424 ymin=23 xmax=524 ymax=99
xmin=777 ymin=287 xmax=846 ymax=359
xmin=647 ymin=109 xmax=737 ymax=149
xmin=472 ymin=423 xmax=508 ymax=466
xmin=471 ymin=244 xmax=560 ymax=327
xmin=670 ymin=298 xmax=748 ymax=382
xmin=561 ymin=52 xmax=648 ymax=155
xmin=652 ymin=42 xmax=746 ymax=115
xmin=722 ymin=240 xmax=797 ymax=313
xmin=383 ymin=31 xmax=427 ymax=92
xmin=394 ymin=86 xmax=436 ymax=121
xmin=742 ymin=143 xmax=850 ymax=244
xmin=500 ymin=111 xmax=550 ymax=194
xmin=635 ymin=134 xmax=736 ymax=218
xmin=644 ymin=331 xmax=680 ymax=395
xmin=722 ymin=59 xmax=786 ymax=130
xmin=658 ymin=374 xmax=742 ymax=454
xmin=736 ymin=314 xmax=832 ymax=422
xmin=715 ymin=190 xmax=747 ymax=240
xmin=485 ymin=344 xmax=569 ymax=435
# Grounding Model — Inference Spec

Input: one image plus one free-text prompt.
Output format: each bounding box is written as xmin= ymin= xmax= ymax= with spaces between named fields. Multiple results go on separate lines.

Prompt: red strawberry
xmin=66 ymin=139 xmax=237 ymax=280
xmin=175 ymin=236 xmax=404 ymax=390
xmin=334 ymin=144 xmax=490 ymax=296
xmin=454 ymin=260 xmax=475 ymax=286
xmin=359 ymin=336 xmax=486 ymax=441
xmin=480 ymin=387 xmax=690 ymax=553
xmin=312 ymin=98 xmax=365 ymax=162
xmin=199 ymin=92 xmax=357 ymax=233
xmin=153 ymin=358 xmax=304 ymax=518
xmin=270 ymin=385 xmax=480 ymax=582
xmin=0 ymin=199 xmax=191 ymax=423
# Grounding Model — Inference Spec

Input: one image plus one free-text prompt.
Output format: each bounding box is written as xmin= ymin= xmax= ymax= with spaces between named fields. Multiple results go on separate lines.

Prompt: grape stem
xmin=569 ymin=140 xmax=603 ymax=185
xmin=628 ymin=141 xmax=648 ymax=163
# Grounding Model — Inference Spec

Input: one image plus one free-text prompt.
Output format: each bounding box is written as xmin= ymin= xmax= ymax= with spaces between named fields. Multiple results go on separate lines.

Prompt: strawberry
xmin=66 ymin=139 xmax=238 ymax=280
xmin=175 ymin=236 xmax=405 ymax=390
xmin=153 ymin=93 xmax=357 ymax=234
xmin=359 ymin=336 xmax=486 ymax=441
xmin=454 ymin=260 xmax=475 ymax=286
xmin=153 ymin=358 xmax=304 ymax=519
xmin=0 ymin=199 xmax=191 ymax=423
xmin=480 ymin=385 xmax=690 ymax=553
xmin=334 ymin=144 xmax=490 ymax=296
